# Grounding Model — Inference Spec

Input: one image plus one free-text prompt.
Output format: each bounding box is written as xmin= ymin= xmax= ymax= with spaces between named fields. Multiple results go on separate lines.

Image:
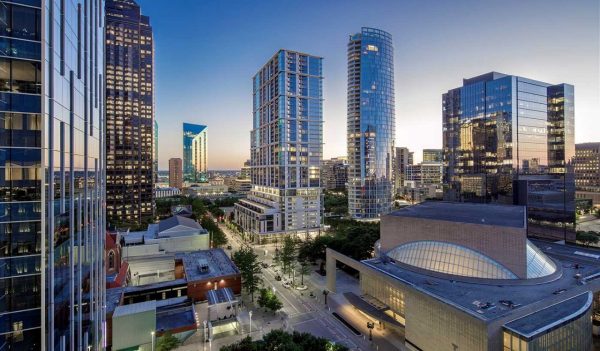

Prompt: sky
xmin=138 ymin=0 xmax=600 ymax=170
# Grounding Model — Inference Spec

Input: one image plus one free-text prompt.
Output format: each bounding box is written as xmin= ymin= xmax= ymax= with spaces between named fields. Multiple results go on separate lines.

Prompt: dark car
xmin=227 ymin=245 xmax=232 ymax=250
xmin=261 ymin=262 xmax=269 ymax=268
xmin=275 ymin=275 xmax=282 ymax=281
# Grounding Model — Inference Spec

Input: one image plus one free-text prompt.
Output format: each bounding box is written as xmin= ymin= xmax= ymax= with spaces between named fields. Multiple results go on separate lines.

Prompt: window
xmin=366 ymin=45 xmax=379 ymax=52
xmin=108 ymin=251 xmax=115 ymax=269
xmin=0 ymin=58 xmax=41 ymax=94
xmin=0 ymin=4 xmax=41 ymax=41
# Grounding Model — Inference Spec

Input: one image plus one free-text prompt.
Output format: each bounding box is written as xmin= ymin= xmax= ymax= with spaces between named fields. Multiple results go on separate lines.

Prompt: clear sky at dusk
xmin=138 ymin=0 xmax=600 ymax=170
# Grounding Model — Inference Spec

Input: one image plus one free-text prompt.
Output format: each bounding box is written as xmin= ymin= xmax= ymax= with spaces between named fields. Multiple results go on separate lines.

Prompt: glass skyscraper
xmin=153 ymin=120 xmax=158 ymax=182
xmin=234 ymin=50 xmax=323 ymax=243
xmin=443 ymin=72 xmax=575 ymax=241
xmin=0 ymin=0 xmax=106 ymax=349
xmin=182 ymin=122 xmax=206 ymax=181
xmin=105 ymin=0 xmax=154 ymax=224
xmin=347 ymin=27 xmax=396 ymax=219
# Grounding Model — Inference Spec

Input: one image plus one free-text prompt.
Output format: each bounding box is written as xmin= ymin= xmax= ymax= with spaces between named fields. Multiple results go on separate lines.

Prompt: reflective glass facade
xmin=153 ymin=119 xmax=157 ymax=182
xmin=191 ymin=127 xmax=207 ymax=181
xmin=347 ymin=27 xmax=395 ymax=219
xmin=443 ymin=72 xmax=575 ymax=241
xmin=525 ymin=240 xmax=557 ymax=278
xmin=234 ymin=50 xmax=322 ymax=240
xmin=1 ymin=0 xmax=106 ymax=349
xmin=105 ymin=0 xmax=154 ymax=224
xmin=182 ymin=122 xmax=206 ymax=181
xmin=387 ymin=241 xmax=518 ymax=279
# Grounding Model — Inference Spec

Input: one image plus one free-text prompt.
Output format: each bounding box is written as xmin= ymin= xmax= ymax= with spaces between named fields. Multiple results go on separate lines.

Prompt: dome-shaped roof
xmin=526 ymin=240 xmax=557 ymax=278
xmin=386 ymin=240 xmax=518 ymax=279
xmin=386 ymin=240 xmax=557 ymax=280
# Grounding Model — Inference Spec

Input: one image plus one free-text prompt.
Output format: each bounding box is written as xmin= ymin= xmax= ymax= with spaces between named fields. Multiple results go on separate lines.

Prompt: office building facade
xmin=347 ymin=27 xmax=395 ymax=219
xmin=574 ymin=142 xmax=600 ymax=205
xmin=182 ymin=122 xmax=206 ymax=181
xmin=322 ymin=157 xmax=348 ymax=190
xmin=168 ymin=158 xmax=183 ymax=189
xmin=0 ymin=0 xmax=106 ymax=349
xmin=405 ymin=162 xmax=443 ymax=186
xmin=105 ymin=0 xmax=154 ymax=223
xmin=422 ymin=148 xmax=442 ymax=162
xmin=443 ymin=72 xmax=575 ymax=242
xmin=234 ymin=50 xmax=323 ymax=243
xmin=191 ymin=126 xmax=207 ymax=181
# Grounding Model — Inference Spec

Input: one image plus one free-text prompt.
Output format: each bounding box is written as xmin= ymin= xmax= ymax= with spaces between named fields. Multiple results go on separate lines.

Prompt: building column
xmin=326 ymin=248 xmax=337 ymax=293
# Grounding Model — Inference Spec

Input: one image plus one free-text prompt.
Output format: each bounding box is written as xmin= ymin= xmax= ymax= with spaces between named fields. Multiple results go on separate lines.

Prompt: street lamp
xmin=150 ymin=331 xmax=156 ymax=351
xmin=367 ymin=322 xmax=375 ymax=341
xmin=249 ymin=310 xmax=253 ymax=336
xmin=292 ymin=268 xmax=295 ymax=287
xmin=323 ymin=290 xmax=329 ymax=306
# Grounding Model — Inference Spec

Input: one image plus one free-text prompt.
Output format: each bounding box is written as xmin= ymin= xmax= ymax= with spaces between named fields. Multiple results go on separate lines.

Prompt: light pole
xmin=323 ymin=290 xmax=329 ymax=306
xmin=249 ymin=310 xmax=253 ymax=337
xmin=150 ymin=331 xmax=155 ymax=351
xmin=292 ymin=268 xmax=295 ymax=287
xmin=367 ymin=322 xmax=375 ymax=341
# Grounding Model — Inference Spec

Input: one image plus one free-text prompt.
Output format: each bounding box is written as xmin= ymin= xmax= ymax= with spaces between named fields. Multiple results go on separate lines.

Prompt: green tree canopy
xmin=232 ymin=246 xmax=263 ymax=301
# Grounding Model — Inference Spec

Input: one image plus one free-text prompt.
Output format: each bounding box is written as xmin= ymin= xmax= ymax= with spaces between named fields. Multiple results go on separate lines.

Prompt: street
xmin=177 ymin=219 xmax=407 ymax=351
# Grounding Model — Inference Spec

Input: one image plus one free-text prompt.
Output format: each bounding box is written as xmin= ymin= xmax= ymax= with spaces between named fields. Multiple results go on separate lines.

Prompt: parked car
xmin=226 ymin=245 xmax=232 ymax=250
xmin=275 ymin=275 xmax=282 ymax=281
xmin=261 ymin=262 xmax=269 ymax=268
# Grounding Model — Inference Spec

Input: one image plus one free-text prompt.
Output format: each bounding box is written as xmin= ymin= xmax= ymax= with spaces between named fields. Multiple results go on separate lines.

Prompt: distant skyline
xmin=139 ymin=0 xmax=600 ymax=170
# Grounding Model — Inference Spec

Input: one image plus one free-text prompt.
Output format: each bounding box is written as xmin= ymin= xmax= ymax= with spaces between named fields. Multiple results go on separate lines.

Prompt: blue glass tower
xmin=443 ymin=72 xmax=575 ymax=242
xmin=347 ymin=28 xmax=396 ymax=219
xmin=182 ymin=122 xmax=207 ymax=181
xmin=0 ymin=0 xmax=106 ymax=350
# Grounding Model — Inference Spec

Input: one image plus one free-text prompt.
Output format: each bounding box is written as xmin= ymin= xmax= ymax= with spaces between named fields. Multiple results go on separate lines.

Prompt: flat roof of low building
xmin=113 ymin=300 xmax=156 ymax=318
xmin=362 ymin=239 xmax=600 ymax=324
xmin=504 ymin=292 xmax=592 ymax=340
xmin=179 ymin=248 xmax=240 ymax=282
xmin=388 ymin=201 xmax=526 ymax=228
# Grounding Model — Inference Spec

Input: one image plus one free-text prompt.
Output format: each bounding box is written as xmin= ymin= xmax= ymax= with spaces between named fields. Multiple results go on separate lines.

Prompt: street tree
xmin=232 ymin=246 xmax=263 ymax=301
xmin=298 ymin=260 xmax=311 ymax=286
xmin=280 ymin=236 xmax=297 ymax=278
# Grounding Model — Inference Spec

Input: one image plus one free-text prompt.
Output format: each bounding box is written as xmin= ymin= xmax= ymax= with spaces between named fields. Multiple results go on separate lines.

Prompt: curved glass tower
xmin=347 ymin=28 xmax=396 ymax=219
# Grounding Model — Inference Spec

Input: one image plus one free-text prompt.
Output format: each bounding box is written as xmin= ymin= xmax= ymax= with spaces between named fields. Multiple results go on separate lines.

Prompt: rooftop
xmin=179 ymin=248 xmax=240 ymax=282
xmin=363 ymin=239 xmax=600 ymax=323
xmin=388 ymin=201 xmax=525 ymax=228
xmin=207 ymin=287 xmax=237 ymax=305
xmin=113 ymin=300 xmax=156 ymax=318
xmin=158 ymin=215 xmax=202 ymax=233
xmin=504 ymin=292 xmax=592 ymax=340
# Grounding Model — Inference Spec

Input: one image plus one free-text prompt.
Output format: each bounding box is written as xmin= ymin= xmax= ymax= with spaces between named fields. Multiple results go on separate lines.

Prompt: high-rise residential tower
xmin=443 ymin=72 xmax=575 ymax=241
xmin=0 ymin=0 xmax=106 ymax=349
xmin=169 ymin=158 xmax=183 ymax=189
xmin=234 ymin=50 xmax=323 ymax=243
xmin=154 ymin=120 xmax=159 ymax=182
xmin=347 ymin=28 xmax=396 ymax=219
xmin=191 ymin=127 xmax=208 ymax=181
xmin=105 ymin=0 xmax=155 ymax=224
xmin=182 ymin=123 xmax=207 ymax=181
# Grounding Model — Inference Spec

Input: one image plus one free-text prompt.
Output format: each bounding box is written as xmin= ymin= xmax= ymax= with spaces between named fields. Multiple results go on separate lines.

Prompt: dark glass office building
xmin=443 ymin=72 xmax=575 ymax=242
xmin=182 ymin=122 xmax=206 ymax=181
xmin=105 ymin=0 xmax=154 ymax=224
xmin=0 ymin=0 xmax=106 ymax=349
xmin=347 ymin=27 xmax=395 ymax=219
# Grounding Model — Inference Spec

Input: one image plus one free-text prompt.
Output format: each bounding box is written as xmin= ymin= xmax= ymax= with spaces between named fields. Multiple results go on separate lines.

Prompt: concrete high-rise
xmin=574 ymin=142 xmax=600 ymax=205
xmin=234 ymin=50 xmax=323 ymax=243
xmin=169 ymin=158 xmax=183 ymax=189
xmin=322 ymin=157 xmax=349 ymax=190
xmin=0 ymin=0 xmax=106 ymax=349
xmin=347 ymin=28 xmax=396 ymax=219
xmin=105 ymin=0 xmax=155 ymax=223
xmin=182 ymin=123 xmax=207 ymax=181
xmin=393 ymin=147 xmax=413 ymax=191
xmin=443 ymin=72 xmax=575 ymax=241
